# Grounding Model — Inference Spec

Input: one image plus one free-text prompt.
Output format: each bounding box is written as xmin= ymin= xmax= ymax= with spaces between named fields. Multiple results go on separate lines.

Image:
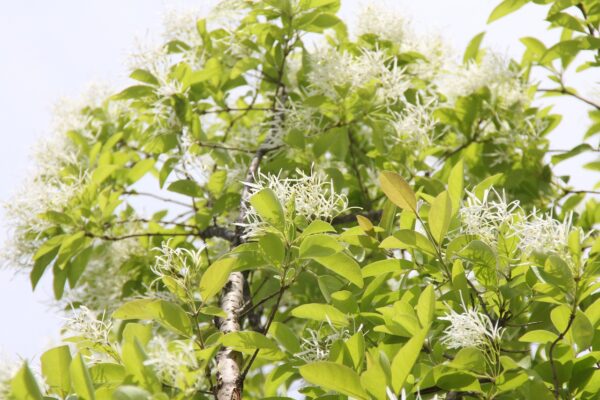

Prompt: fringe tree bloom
xmin=0 ymin=355 xmax=18 ymax=400
xmin=439 ymin=303 xmax=503 ymax=350
xmin=459 ymin=188 xmax=520 ymax=248
xmin=64 ymin=306 xmax=112 ymax=345
xmin=390 ymin=99 xmax=438 ymax=150
xmin=356 ymin=3 xmax=451 ymax=81
xmin=356 ymin=3 xmax=409 ymax=44
xmin=437 ymin=54 xmax=529 ymax=107
xmin=151 ymin=241 xmax=205 ymax=295
xmin=308 ymin=47 xmax=410 ymax=105
xmin=240 ymin=169 xmax=350 ymax=238
xmin=513 ymin=211 xmax=573 ymax=256
xmin=144 ymin=336 xmax=202 ymax=394
xmin=163 ymin=8 xmax=204 ymax=48
xmin=294 ymin=320 xmax=356 ymax=362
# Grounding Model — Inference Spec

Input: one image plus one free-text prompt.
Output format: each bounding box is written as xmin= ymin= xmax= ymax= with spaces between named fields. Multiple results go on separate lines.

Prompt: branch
xmin=549 ymin=307 xmax=576 ymax=399
xmin=538 ymin=88 xmax=600 ymax=110
xmin=122 ymin=190 xmax=192 ymax=208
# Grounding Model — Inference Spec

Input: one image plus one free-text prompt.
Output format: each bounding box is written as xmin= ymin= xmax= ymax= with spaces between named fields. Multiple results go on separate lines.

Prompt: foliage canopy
xmin=2 ymin=0 xmax=600 ymax=399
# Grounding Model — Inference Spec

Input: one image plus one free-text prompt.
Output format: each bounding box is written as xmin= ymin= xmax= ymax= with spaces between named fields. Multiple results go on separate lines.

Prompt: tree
xmin=2 ymin=0 xmax=599 ymax=399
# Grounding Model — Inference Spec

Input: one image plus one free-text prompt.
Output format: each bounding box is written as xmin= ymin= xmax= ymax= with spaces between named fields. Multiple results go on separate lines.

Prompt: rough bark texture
xmin=216 ymin=272 xmax=245 ymax=399
xmin=215 ymin=151 xmax=266 ymax=399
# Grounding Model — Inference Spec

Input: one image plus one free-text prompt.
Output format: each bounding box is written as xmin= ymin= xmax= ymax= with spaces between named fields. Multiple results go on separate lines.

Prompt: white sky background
xmin=0 ymin=0 xmax=597 ymax=363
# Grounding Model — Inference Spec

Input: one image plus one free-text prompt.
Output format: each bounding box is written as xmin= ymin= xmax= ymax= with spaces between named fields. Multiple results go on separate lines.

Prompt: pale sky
xmin=0 ymin=0 xmax=597 ymax=363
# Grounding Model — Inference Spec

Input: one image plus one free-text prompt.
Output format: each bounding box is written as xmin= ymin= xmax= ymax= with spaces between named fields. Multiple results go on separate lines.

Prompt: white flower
xmin=294 ymin=321 xmax=354 ymax=362
xmin=240 ymin=169 xmax=349 ymax=238
xmin=144 ymin=336 xmax=202 ymax=394
xmin=2 ymin=173 xmax=88 ymax=269
xmin=264 ymin=99 xmax=322 ymax=149
xmin=151 ymin=241 xmax=205 ymax=297
xmin=390 ymin=99 xmax=438 ymax=149
xmin=355 ymin=2 xmax=452 ymax=81
xmin=356 ymin=3 xmax=409 ymax=44
xmin=513 ymin=211 xmax=573 ymax=256
xmin=437 ymin=54 xmax=529 ymax=107
xmin=0 ymin=355 xmax=18 ymax=400
xmin=459 ymin=188 xmax=520 ymax=248
xmin=308 ymin=47 xmax=410 ymax=105
xmin=439 ymin=303 xmax=503 ymax=350
xmin=163 ymin=8 xmax=204 ymax=47
xmin=64 ymin=306 xmax=112 ymax=345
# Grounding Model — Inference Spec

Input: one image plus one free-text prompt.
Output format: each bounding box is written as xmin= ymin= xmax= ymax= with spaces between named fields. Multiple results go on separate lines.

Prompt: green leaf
xmin=291 ymin=303 xmax=349 ymax=327
xmin=70 ymin=354 xmax=95 ymax=400
xmin=167 ymin=179 xmax=203 ymax=197
xmin=572 ymin=312 xmax=594 ymax=350
xmin=222 ymin=331 xmax=285 ymax=360
xmin=416 ymin=285 xmax=435 ymax=328
xmin=448 ymin=159 xmax=464 ymax=214
xmin=551 ymin=144 xmax=593 ymax=165
xmin=379 ymin=172 xmax=417 ymax=211
xmin=487 ymin=0 xmax=528 ymax=23
xmin=463 ymin=32 xmax=485 ymax=63
xmin=41 ymin=346 xmax=72 ymax=397
xmin=313 ymin=251 xmax=364 ymax=288
xmin=450 ymin=348 xmax=486 ymax=372
xmin=298 ymin=220 xmax=336 ymax=238
xmin=429 ymin=191 xmax=452 ymax=244
xmin=380 ymin=230 xmax=437 ymax=255
xmin=113 ymin=299 xmax=192 ymax=336
xmin=299 ymin=362 xmax=369 ymax=400
xmin=249 ymin=188 xmax=285 ymax=231
xmin=391 ymin=329 xmax=428 ymax=392
xmin=11 ymin=363 xmax=43 ymax=400
xmin=199 ymin=257 xmax=236 ymax=302
xmin=127 ymin=158 xmax=155 ymax=183
xmin=259 ymin=232 xmax=286 ymax=267
xmin=207 ymin=170 xmax=228 ymax=196
xmin=362 ymin=259 xmax=410 ymax=277
xmin=129 ymin=69 xmax=159 ymax=85
xmin=112 ymin=85 xmax=155 ymax=100
xmin=300 ymin=234 xmax=343 ymax=258
xmin=519 ymin=330 xmax=559 ymax=343
xmin=269 ymin=321 xmax=301 ymax=354
xmin=473 ymin=174 xmax=503 ymax=198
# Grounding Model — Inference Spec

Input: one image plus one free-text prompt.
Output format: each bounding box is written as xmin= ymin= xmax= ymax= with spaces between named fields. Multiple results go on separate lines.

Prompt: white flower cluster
xmin=513 ymin=211 xmax=573 ymax=256
xmin=355 ymin=3 xmax=451 ymax=81
xmin=63 ymin=306 xmax=112 ymax=345
xmin=308 ymin=47 xmax=410 ymax=106
xmin=389 ymin=99 xmax=438 ymax=150
xmin=263 ymin=99 xmax=322 ymax=150
xmin=459 ymin=188 xmax=576 ymax=259
xmin=240 ymin=169 xmax=349 ymax=238
xmin=144 ymin=336 xmax=202 ymax=394
xmin=163 ymin=8 xmax=204 ymax=48
xmin=439 ymin=303 xmax=503 ymax=350
xmin=0 ymin=355 xmax=18 ymax=400
xmin=294 ymin=322 xmax=353 ymax=362
xmin=356 ymin=3 xmax=409 ymax=44
xmin=459 ymin=189 xmax=520 ymax=248
xmin=437 ymin=54 xmax=529 ymax=107
xmin=151 ymin=241 xmax=205 ymax=297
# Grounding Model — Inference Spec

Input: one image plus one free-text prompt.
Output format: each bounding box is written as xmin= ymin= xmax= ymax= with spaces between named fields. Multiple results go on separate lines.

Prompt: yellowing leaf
xmin=379 ymin=172 xmax=417 ymax=211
